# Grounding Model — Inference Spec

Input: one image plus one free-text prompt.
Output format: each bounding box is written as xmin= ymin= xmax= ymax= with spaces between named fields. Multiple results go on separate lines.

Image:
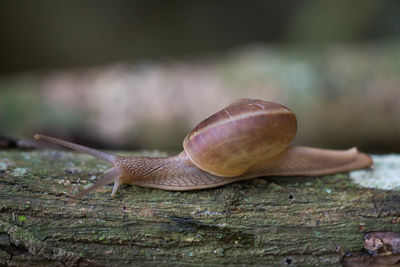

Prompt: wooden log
xmin=0 ymin=150 xmax=399 ymax=266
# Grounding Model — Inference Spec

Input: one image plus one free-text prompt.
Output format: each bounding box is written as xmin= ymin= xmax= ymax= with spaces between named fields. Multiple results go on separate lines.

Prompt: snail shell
xmin=183 ymin=99 xmax=297 ymax=177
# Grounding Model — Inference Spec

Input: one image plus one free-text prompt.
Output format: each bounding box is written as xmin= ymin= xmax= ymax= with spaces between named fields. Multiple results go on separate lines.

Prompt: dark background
xmin=1 ymin=0 xmax=399 ymax=73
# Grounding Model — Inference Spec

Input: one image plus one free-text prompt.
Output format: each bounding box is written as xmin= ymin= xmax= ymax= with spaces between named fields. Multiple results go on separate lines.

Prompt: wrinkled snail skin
xmin=115 ymin=146 xmax=373 ymax=191
xmin=34 ymin=99 xmax=373 ymax=198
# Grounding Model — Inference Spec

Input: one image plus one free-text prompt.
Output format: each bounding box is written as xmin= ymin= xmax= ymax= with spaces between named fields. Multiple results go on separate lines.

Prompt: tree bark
xmin=0 ymin=150 xmax=399 ymax=266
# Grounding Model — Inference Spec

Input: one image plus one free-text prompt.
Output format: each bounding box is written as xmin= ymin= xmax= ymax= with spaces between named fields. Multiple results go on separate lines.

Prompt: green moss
xmin=17 ymin=215 xmax=27 ymax=222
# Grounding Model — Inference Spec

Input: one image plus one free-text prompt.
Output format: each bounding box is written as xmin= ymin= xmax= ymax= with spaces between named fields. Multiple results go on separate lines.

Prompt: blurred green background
xmin=1 ymin=0 xmax=400 ymax=152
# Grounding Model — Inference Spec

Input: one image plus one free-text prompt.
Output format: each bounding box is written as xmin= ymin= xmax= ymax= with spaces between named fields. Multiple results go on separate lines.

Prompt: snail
xmin=34 ymin=99 xmax=373 ymax=199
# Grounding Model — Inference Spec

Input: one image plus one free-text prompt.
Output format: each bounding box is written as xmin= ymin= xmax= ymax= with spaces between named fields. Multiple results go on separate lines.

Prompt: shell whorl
xmin=183 ymin=99 xmax=297 ymax=177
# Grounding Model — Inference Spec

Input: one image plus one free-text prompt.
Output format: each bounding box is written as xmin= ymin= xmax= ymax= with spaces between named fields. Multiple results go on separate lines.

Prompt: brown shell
xmin=183 ymin=99 xmax=297 ymax=177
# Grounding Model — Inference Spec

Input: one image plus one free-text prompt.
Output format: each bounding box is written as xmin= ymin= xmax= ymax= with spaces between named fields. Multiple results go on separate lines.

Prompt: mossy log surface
xmin=0 ymin=150 xmax=399 ymax=266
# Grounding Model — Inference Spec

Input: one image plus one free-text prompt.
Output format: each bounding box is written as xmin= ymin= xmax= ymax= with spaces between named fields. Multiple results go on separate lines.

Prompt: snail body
xmin=34 ymin=99 xmax=373 ymax=198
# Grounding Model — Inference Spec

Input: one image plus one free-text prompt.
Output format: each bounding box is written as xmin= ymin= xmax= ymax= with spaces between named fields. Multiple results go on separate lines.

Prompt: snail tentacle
xmin=34 ymin=134 xmax=118 ymax=164
xmin=70 ymin=167 xmax=122 ymax=200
